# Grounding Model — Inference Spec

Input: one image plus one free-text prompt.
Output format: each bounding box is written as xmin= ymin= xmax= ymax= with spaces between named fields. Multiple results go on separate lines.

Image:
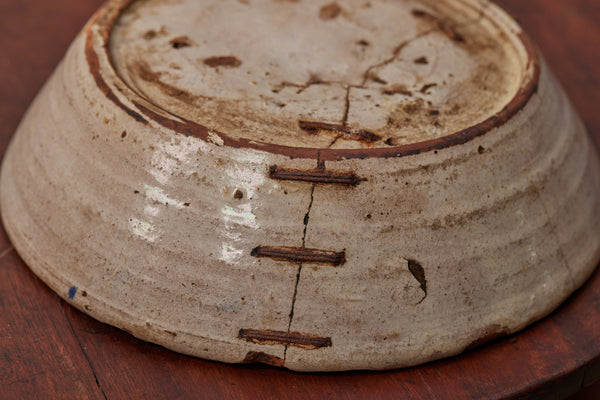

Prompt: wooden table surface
xmin=1 ymin=0 xmax=600 ymax=398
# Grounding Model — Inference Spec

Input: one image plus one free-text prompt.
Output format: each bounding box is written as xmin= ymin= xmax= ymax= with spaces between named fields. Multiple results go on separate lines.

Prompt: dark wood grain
xmin=0 ymin=238 xmax=105 ymax=400
xmin=1 ymin=0 xmax=599 ymax=399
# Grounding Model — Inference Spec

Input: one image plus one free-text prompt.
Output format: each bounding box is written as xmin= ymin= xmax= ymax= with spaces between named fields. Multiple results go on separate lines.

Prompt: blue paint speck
xmin=67 ymin=286 xmax=77 ymax=299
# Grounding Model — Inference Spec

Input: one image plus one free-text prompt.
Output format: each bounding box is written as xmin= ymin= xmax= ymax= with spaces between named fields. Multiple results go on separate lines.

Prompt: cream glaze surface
xmin=110 ymin=0 xmax=522 ymax=149
xmin=1 ymin=0 xmax=600 ymax=371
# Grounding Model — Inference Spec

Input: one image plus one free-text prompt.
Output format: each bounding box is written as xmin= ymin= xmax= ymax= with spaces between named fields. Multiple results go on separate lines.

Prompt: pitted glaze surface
xmin=110 ymin=0 xmax=522 ymax=149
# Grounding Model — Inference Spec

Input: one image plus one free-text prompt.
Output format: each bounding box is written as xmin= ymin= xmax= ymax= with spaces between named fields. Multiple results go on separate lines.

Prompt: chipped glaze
xmin=1 ymin=0 xmax=600 ymax=371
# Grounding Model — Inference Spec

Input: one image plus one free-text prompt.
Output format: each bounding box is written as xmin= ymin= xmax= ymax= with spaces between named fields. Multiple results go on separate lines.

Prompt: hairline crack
xmin=281 ymin=5 xmax=491 ymax=361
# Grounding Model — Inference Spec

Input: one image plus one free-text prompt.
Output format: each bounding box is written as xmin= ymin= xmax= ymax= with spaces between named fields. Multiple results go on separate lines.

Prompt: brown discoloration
xmin=368 ymin=73 xmax=388 ymax=85
xmin=401 ymin=100 xmax=424 ymax=115
xmin=412 ymin=9 xmax=465 ymax=42
xmin=239 ymin=329 xmax=332 ymax=349
xmin=203 ymin=56 xmax=242 ymax=68
xmin=86 ymin=0 xmax=540 ymax=162
xmin=143 ymin=26 xmax=168 ymax=40
xmin=242 ymin=351 xmax=285 ymax=367
xmin=307 ymin=73 xmax=325 ymax=86
xmin=407 ymin=259 xmax=427 ymax=303
xmin=410 ymin=9 xmax=427 ymax=17
xmin=382 ymin=85 xmax=412 ymax=96
xmin=347 ymin=128 xmax=381 ymax=144
xmin=143 ymin=30 xmax=157 ymax=40
xmin=233 ymin=189 xmax=244 ymax=199
xmin=449 ymin=104 xmax=461 ymax=114
xmin=269 ymin=165 xmax=363 ymax=186
xmin=169 ymin=35 xmax=193 ymax=49
xmin=120 ymin=130 xmax=127 ymax=138
xmin=319 ymin=3 xmax=342 ymax=20
xmin=414 ymin=56 xmax=429 ymax=64
xmin=251 ymin=246 xmax=346 ymax=266
xmin=133 ymin=61 xmax=197 ymax=104
xmin=341 ymin=86 xmax=352 ymax=128
xmin=299 ymin=120 xmax=381 ymax=144
xmin=84 ymin=26 xmax=147 ymax=124
xmin=420 ymin=83 xmax=437 ymax=94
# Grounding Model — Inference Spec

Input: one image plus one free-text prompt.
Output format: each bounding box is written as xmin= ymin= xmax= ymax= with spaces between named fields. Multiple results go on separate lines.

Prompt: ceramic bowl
xmin=2 ymin=0 xmax=600 ymax=371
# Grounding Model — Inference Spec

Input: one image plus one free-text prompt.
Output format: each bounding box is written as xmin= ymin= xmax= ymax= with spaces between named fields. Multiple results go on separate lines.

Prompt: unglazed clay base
xmin=1 ymin=0 xmax=600 ymax=371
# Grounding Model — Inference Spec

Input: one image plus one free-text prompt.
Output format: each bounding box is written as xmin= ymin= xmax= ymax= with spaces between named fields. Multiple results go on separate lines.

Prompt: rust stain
xmin=169 ymin=35 xmax=193 ymax=48
xmin=242 ymin=351 xmax=285 ymax=367
xmin=299 ymin=120 xmax=381 ymax=144
xmin=203 ymin=56 xmax=242 ymax=68
xmin=86 ymin=0 xmax=541 ymax=162
xmin=143 ymin=26 xmax=169 ymax=40
xmin=420 ymin=83 xmax=437 ymax=93
xmin=319 ymin=3 xmax=342 ymax=20
xmin=402 ymin=100 xmax=423 ymax=115
xmin=412 ymin=9 xmax=465 ymax=42
xmin=382 ymin=85 xmax=413 ymax=96
xmin=414 ymin=56 xmax=429 ymax=64
xmin=367 ymin=72 xmax=388 ymax=85
xmin=84 ymin=28 xmax=147 ymax=124
xmin=133 ymin=61 xmax=198 ymax=104
xmin=143 ymin=30 xmax=157 ymax=40
xmin=269 ymin=165 xmax=363 ymax=186
xmin=251 ymin=246 xmax=346 ymax=266
xmin=239 ymin=329 xmax=332 ymax=349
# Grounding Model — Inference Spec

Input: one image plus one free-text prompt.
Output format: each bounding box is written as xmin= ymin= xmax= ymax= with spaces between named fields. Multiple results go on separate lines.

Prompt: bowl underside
xmin=1 ymin=0 xmax=600 ymax=371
